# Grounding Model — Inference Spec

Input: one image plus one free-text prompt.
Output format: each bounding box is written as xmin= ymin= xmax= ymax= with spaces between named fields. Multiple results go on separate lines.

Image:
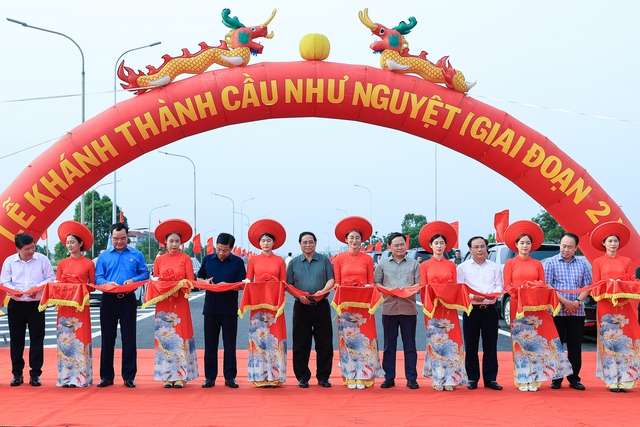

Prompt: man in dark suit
xmin=198 ymin=233 xmax=246 ymax=388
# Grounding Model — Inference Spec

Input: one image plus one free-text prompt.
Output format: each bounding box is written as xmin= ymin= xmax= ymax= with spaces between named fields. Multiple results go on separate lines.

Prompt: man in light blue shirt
xmin=95 ymin=222 xmax=149 ymax=388
xmin=1 ymin=233 xmax=55 ymax=387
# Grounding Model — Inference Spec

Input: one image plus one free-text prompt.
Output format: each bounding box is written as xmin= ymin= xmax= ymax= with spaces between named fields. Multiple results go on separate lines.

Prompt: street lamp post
xmin=148 ymin=204 xmax=169 ymax=260
xmin=336 ymin=208 xmax=348 ymax=217
xmin=8 ymin=18 xmax=87 ymax=222
xmin=240 ymin=197 xmax=255 ymax=250
xmin=235 ymin=211 xmax=250 ymax=250
xmin=354 ymin=184 xmax=373 ymax=223
xmin=212 ymin=193 xmax=235 ymax=236
xmin=90 ymin=181 xmax=119 ymax=258
xmin=158 ymin=151 xmax=197 ymax=257
xmin=112 ymin=41 xmax=161 ymax=224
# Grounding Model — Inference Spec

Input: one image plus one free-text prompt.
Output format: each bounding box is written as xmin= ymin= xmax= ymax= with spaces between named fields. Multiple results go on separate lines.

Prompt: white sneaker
xmin=347 ymin=383 xmax=356 ymax=390
xmin=356 ymin=384 xmax=365 ymax=389
xmin=518 ymin=386 xmax=529 ymax=392
xmin=528 ymin=385 xmax=538 ymax=392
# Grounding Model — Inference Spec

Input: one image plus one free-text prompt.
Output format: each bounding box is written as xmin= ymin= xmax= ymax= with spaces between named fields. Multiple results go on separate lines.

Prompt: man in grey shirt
xmin=374 ymin=232 xmax=421 ymax=389
xmin=286 ymin=231 xmax=335 ymax=388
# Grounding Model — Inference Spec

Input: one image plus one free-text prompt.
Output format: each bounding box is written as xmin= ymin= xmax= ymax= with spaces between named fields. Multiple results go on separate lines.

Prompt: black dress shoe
xmin=318 ymin=379 xmax=332 ymax=388
xmin=467 ymin=380 xmax=478 ymax=390
xmin=29 ymin=376 xmax=41 ymax=387
xmin=407 ymin=380 xmax=419 ymax=389
xmin=10 ymin=375 xmax=24 ymax=387
xmin=550 ymin=379 xmax=562 ymax=389
xmin=97 ymin=378 xmax=114 ymax=388
xmin=224 ymin=378 xmax=239 ymax=388
xmin=569 ymin=381 xmax=586 ymax=391
xmin=298 ymin=380 xmax=309 ymax=388
xmin=380 ymin=379 xmax=395 ymax=388
xmin=202 ymin=378 xmax=215 ymax=388
xmin=123 ymin=379 xmax=136 ymax=388
xmin=484 ymin=381 xmax=503 ymax=390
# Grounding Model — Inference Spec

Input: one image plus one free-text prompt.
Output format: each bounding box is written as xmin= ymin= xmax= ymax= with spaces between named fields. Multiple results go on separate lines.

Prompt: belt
xmin=107 ymin=292 xmax=132 ymax=299
xmin=474 ymin=304 xmax=495 ymax=309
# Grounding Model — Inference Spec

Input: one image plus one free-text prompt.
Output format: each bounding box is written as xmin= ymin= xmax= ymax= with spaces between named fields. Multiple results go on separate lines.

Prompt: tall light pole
xmin=112 ymin=41 xmax=161 ymax=224
xmin=354 ymin=184 xmax=373 ymax=223
xmin=212 ymin=193 xmax=235 ymax=236
xmin=235 ymin=211 xmax=250 ymax=249
xmin=90 ymin=180 xmax=119 ymax=258
xmin=8 ymin=18 xmax=86 ymax=222
xmin=240 ymin=197 xmax=255 ymax=249
xmin=158 ymin=151 xmax=197 ymax=248
xmin=148 ymin=204 xmax=169 ymax=260
xmin=336 ymin=208 xmax=348 ymax=217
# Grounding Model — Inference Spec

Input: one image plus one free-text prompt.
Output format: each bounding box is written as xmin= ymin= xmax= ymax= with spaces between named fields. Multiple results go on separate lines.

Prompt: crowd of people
xmin=1 ymin=215 xmax=639 ymax=394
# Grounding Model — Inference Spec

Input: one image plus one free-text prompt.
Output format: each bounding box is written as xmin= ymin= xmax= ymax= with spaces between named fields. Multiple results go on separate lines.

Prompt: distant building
xmin=128 ymin=230 xmax=155 ymax=247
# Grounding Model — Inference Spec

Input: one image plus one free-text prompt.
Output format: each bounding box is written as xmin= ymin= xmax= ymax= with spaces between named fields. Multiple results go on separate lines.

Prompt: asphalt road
xmin=1 ymin=289 xmax=597 ymax=352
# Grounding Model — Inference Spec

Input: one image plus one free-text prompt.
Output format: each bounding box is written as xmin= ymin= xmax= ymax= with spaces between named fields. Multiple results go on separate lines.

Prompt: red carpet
xmin=0 ymin=349 xmax=631 ymax=426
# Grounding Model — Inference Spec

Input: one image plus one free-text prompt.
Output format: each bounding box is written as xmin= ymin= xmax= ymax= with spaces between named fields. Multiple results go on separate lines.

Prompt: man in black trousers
xmin=457 ymin=236 xmax=504 ymax=391
xmin=1 ymin=233 xmax=55 ymax=387
xmin=198 ymin=233 xmax=246 ymax=388
xmin=286 ymin=231 xmax=335 ymax=388
xmin=95 ymin=222 xmax=149 ymax=388
xmin=546 ymin=232 xmax=591 ymax=391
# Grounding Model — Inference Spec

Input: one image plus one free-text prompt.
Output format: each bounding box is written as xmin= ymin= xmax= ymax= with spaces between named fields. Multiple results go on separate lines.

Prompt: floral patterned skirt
xmin=596 ymin=299 xmax=640 ymax=388
xmin=154 ymin=294 xmax=199 ymax=382
xmin=57 ymin=306 xmax=92 ymax=387
xmin=248 ymin=309 xmax=287 ymax=384
xmin=337 ymin=308 xmax=384 ymax=385
xmin=510 ymin=302 xmax=572 ymax=386
xmin=423 ymin=306 xmax=466 ymax=386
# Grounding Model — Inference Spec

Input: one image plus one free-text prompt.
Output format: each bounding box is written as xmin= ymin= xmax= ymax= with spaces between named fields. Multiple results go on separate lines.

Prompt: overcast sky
xmin=2 ymin=0 xmax=638 ymax=256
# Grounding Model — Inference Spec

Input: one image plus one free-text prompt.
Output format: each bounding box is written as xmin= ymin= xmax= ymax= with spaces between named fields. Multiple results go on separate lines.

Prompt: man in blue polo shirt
xmin=95 ymin=222 xmax=149 ymax=388
xmin=197 ymin=232 xmax=246 ymax=388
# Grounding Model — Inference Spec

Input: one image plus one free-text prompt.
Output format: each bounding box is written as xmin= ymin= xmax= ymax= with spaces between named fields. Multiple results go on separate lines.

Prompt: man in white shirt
xmin=457 ymin=236 xmax=504 ymax=391
xmin=0 ymin=233 xmax=55 ymax=387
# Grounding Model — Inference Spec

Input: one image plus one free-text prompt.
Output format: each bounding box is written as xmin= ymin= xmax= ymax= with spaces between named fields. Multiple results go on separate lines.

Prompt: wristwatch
xmin=574 ymin=298 xmax=582 ymax=303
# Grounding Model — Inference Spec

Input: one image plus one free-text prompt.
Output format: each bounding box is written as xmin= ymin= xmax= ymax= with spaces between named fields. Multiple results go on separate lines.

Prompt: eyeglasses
xmin=112 ymin=237 xmax=127 ymax=242
xmin=391 ymin=243 xmax=406 ymax=249
xmin=216 ymin=247 xmax=231 ymax=254
xmin=301 ymin=240 xmax=316 ymax=246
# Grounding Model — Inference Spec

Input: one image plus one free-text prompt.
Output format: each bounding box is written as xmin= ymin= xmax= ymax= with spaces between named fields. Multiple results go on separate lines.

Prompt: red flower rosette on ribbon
xmin=331 ymin=281 xmax=383 ymax=316
xmin=238 ymin=274 xmax=286 ymax=319
xmin=420 ymin=278 xmax=472 ymax=318
xmin=38 ymin=277 xmax=91 ymax=312
xmin=512 ymin=280 xmax=561 ymax=319
xmin=142 ymin=268 xmax=193 ymax=309
xmin=592 ymin=276 xmax=640 ymax=307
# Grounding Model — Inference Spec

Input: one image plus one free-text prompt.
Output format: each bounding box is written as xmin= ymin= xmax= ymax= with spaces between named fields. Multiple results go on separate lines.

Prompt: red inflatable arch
xmin=1 ymin=61 xmax=638 ymax=266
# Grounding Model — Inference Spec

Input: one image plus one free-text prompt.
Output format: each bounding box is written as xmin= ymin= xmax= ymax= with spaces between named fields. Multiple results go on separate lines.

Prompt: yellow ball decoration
xmin=299 ymin=33 xmax=330 ymax=61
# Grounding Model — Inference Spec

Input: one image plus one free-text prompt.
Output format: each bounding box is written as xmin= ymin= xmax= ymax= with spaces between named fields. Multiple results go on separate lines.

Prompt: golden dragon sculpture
xmin=358 ymin=8 xmax=474 ymax=93
xmin=118 ymin=9 xmax=276 ymax=95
